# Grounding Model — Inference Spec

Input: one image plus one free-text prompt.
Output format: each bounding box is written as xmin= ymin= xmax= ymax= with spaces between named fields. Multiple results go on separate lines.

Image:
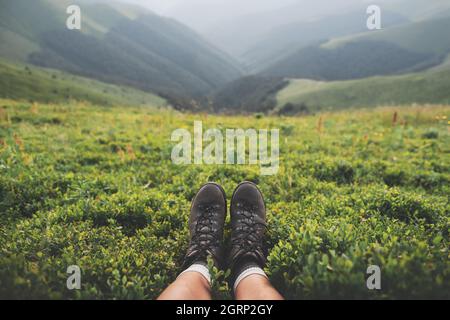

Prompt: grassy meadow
xmin=276 ymin=68 xmax=450 ymax=111
xmin=0 ymin=99 xmax=449 ymax=299
xmin=0 ymin=60 xmax=167 ymax=107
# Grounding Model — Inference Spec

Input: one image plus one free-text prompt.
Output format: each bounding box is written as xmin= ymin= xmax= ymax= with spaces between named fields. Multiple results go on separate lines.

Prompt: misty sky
xmin=113 ymin=0 xmax=439 ymax=32
xmin=120 ymin=1 xmax=374 ymax=23
xmin=120 ymin=0 xmax=298 ymax=15
xmin=117 ymin=0 xmax=398 ymax=31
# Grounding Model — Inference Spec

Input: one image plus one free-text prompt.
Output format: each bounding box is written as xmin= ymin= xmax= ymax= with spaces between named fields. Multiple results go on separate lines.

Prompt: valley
xmin=1 ymin=0 xmax=450 ymax=113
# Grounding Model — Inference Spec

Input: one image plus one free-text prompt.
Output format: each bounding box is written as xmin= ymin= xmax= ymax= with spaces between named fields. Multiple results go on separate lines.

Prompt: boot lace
xmin=191 ymin=204 xmax=221 ymax=253
xmin=232 ymin=202 xmax=266 ymax=253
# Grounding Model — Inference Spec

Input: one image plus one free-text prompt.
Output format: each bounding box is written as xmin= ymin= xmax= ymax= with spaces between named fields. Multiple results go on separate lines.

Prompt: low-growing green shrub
xmin=0 ymin=102 xmax=448 ymax=299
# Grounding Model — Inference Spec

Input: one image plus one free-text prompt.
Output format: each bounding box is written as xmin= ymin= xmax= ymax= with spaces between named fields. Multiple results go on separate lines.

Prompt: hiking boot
xmin=229 ymin=181 xmax=268 ymax=282
xmin=181 ymin=183 xmax=227 ymax=270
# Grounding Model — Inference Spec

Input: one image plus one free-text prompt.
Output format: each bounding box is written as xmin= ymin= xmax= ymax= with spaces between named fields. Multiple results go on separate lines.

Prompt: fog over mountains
xmin=118 ymin=0 xmax=390 ymax=55
xmin=121 ymin=0 xmax=366 ymax=56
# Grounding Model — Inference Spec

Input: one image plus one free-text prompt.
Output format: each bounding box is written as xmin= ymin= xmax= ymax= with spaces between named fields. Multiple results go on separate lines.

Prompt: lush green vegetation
xmin=0 ymin=100 xmax=448 ymax=299
xmin=276 ymin=68 xmax=450 ymax=113
xmin=0 ymin=60 xmax=166 ymax=107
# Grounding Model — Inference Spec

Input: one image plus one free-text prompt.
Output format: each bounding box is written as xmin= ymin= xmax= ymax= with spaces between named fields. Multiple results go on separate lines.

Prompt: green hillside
xmin=276 ymin=68 xmax=450 ymax=113
xmin=0 ymin=60 xmax=166 ymax=107
xmin=264 ymin=40 xmax=433 ymax=81
xmin=0 ymin=0 xmax=242 ymax=98
xmin=429 ymin=53 xmax=450 ymax=72
xmin=243 ymin=10 xmax=408 ymax=72
xmin=323 ymin=16 xmax=450 ymax=56
xmin=263 ymin=15 xmax=450 ymax=81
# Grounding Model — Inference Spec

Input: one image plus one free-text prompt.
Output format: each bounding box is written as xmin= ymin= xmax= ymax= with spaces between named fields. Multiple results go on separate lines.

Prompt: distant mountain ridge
xmin=261 ymin=15 xmax=450 ymax=81
xmin=211 ymin=10 xmax=450 ymax=114
xmin=242 ymin=9 xmax=409 ymax=72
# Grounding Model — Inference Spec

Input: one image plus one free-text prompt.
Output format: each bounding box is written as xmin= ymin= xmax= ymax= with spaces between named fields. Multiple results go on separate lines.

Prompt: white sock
xmin=178 ymin=263 xmax=211 ymax=285
xmin=233 ymin=267 xmax=267 ymax=292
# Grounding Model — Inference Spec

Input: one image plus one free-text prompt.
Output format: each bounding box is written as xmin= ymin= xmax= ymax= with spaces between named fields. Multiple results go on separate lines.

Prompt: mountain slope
xmin=323 ymin=15 xmax=450 ymax=55
xmin=0 ymin=60 xmax=166 ymax=106
xmin=276 ymin=68 xmax=450 ymax=113
xmin=211 ymin=76 xmax=288 ymax=113
xmin=263 ymin=41 xmax=434 ymax=80
xmin=242 ymin=10 xmax=408 ymax=72
xmin=263 ymin=15 xmax=450 ymax=81
xmin=0 ymin=0 xmax=242 ymax=98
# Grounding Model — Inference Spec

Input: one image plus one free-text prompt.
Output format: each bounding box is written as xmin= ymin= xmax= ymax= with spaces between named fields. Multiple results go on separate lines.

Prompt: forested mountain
xmin=210 ymin=76 xmax=288 ymax=113
xmin=0 ymin=0 xmax=242 ymax=98
xmin=262 ymin=16 xmax=450 ymax=81
xmin=242 ymin=10 xmax=408 ymax=72
xmin=2 ymin=0 xmax=450 ymax=113
xmin=263 ymin=41 xmax=434 ymax=80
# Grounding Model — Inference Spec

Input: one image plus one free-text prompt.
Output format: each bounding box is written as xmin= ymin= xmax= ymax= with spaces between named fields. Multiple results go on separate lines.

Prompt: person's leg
xmin=229 ymin=182 xmax=284 ymax=300
xmin=235 ymin=274 xmax=283 ymax=300
xmin=157 ymin=183 xmax=227 ymax=300
xmin=158 ymin=271 xmax=211 ymax=300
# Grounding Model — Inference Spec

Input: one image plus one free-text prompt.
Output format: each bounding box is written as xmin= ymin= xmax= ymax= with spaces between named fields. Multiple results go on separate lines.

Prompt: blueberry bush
xmin=0 ymin=100 xmax=448 ymax=299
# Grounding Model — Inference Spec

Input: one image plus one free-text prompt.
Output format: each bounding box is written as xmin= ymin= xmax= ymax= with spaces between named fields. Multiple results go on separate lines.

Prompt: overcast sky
xmin=118 ymin=0 xmax=383 ymax=30
xmin=120 ymin=0 xmax=298 ymax=15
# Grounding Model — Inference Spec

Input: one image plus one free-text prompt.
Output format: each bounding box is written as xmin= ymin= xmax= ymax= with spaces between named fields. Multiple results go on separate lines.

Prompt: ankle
xmin=178 ymin=263 xmax=211 ymax=285
xmin=231 ymin=257 xmax=267 ymax=293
